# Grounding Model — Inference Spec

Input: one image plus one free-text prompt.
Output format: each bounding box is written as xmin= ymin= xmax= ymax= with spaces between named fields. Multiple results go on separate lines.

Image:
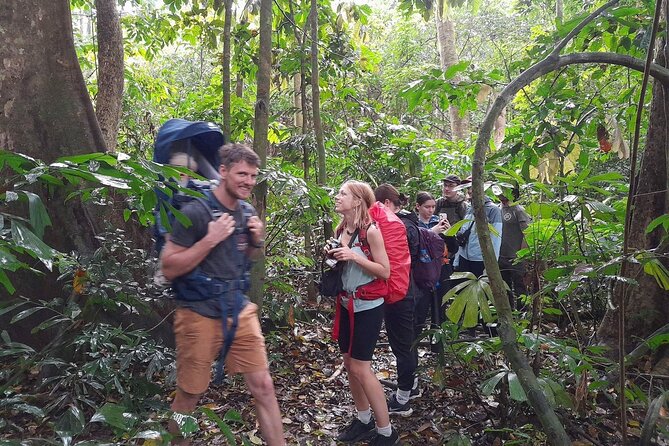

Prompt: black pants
xmin=499 ymin=257 xmax=527 ymax=310
xmin=433 ymin=263 xmax=454 ymax=326
xmin=454 ymin=257 xmax=486 ymax=277
xmin=384 ymin=284 xmax=417 ymax=391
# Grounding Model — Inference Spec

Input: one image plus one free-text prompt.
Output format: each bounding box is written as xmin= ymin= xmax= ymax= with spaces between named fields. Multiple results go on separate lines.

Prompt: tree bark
xmin=249 ymin=0 xmax=272 ymax=305
xmin=596 ymin=54 xmax=669 ymax=356
xmin=0 ymin=1 xmax=106 ymax=160
xmin=94 ymin=0 xmax=124 ymax=152
xmin=221 ymin=0 xmax=233 ymax=138
xmin=435 ymin=0 xmax=469 ymax=141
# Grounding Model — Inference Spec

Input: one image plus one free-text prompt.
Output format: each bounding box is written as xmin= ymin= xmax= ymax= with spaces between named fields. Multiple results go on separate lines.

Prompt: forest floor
xmin=184 ymin=305 xmax=636 ymax=446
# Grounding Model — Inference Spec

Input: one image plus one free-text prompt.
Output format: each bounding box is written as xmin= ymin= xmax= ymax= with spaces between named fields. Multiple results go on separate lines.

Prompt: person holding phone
xmin=433 ymin=175 xmax=469 ymax=324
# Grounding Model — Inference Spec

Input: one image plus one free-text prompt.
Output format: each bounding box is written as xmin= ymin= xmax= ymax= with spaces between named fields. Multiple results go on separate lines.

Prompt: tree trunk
xmin=249 ymin=0 xmax=272 ymax=305
xmin=221 ymin=0 xmax=233 ymax=138
xmin=0 ymin=1 xmax=106 ymax=161
xmin=435 ymin=0 xmax=469 ymax=141
xmin=0 ymin=0 xmax=106 ymax=256
xmin=596 ymin=51 xmax=669 ymax=358
xmin=94 ymin=0 xmax=124 ymax=152
xmin=293 ymin=73 xmax=304 ymax=129
xmin=311 ymin=0 xmax=332 ymax=240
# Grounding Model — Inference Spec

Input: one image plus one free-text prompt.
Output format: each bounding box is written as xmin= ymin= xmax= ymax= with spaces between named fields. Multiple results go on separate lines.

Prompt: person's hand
xmin=432 ymin=218 xmax=450 ymax=233
xmin=247 ymin=215 xmax=265 ymax=247
xmin=330 ymin=246 xmax=357 ymax=262
xmin=204 ymin=213 xmax=235 ymax=246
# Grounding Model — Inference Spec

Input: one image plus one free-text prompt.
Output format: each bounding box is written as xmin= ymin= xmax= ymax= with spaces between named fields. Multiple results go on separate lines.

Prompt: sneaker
xmin=336 ymin=418 xmax=376 ymax=443
xmin=409 ymin=386 xmax=422 ymax=400
xmin=387 ymin=394 xmax=413 ymax=417
xmin=368 ymin=429 xmax=401 ymax=446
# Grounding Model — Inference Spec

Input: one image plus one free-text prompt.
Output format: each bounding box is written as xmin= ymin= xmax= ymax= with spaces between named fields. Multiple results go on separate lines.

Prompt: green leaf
xmin=55 ymin=405 xmax=85 ymax=446
xmin=481 ymin=371 xmax=506 ymax=396
xmin=200 ymin=407 xmax=237 ymax=445
xmin=10 ymin=221 xmax=56 ymax=266
xmin=10 ymin=306 xmax=44 ymax=324
xmin=21 ymin=191 xmax=52 ymax=238
xmin=643 ymin=259 xmax=669 ymax=290
xmin=90 ymin=403 xmax=138 ymax=432
xmin=0 ymin=269 xmax=16 ymax=294
xmin=444 ymin=60 xmax=469 ymax=79
xmin=646 ymin=214 xmax=669 ymax=234
xmin=507 ymin=373 xmax=527 ymax=401
xmin=543 ymin=267 xmax=570 ymax=281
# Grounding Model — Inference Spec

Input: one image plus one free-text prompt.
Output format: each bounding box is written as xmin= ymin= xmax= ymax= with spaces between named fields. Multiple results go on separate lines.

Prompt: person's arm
xmin=245 ymin=215 xmax=265 ymax=260
xmin=160 ymin=213 xmax=236 ymax=280
xmin=330 ymin=225 xmax=390 ymax=279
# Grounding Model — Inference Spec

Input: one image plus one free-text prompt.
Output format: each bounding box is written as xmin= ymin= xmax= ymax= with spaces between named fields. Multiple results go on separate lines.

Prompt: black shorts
xmin=338 ymin=303 xmax=384 ymax=361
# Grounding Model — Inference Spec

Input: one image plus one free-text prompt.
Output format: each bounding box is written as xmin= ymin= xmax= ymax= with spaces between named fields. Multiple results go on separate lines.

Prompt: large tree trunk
xmin=435 ymin=0 xmax=469 ymax=141
xmin=94 ymin=0 xmax=124 ymax=152
xmin=596 ymin=52 xmax=669 ymax=360
xmin=0 ymin=1 xmax=106 ymax=257
xmin=0 ymin=2 xmax=106 ymax=161
xmin=249 ymin=0 xmax=272 ymax=305
xmin=221 ymin=0 xmax=233 ymax=138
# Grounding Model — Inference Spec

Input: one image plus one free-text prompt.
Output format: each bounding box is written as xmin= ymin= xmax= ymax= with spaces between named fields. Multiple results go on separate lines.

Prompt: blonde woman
xmin=327 ymin=180 xmax=400 ymax=446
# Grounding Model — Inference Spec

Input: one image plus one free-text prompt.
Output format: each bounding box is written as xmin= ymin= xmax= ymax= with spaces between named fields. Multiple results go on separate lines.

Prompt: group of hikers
xmin=158 ymin=140 xmax=531 ymax=446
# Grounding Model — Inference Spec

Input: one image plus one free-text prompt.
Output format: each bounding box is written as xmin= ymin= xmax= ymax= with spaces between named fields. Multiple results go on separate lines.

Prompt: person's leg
xmin=511 ymin=260 xmax=528 ymax=309
xmin=169 ymin=389 xmax=202 ymax=445
xmin=346 ymin=358 xmax=391 ymax=428
xmin=170 ymin=309 xmax=222 ymax=445
xmin=499 ymin=257 xmax=515 ymax=309
xmin=226 ymin=303 xmax=285 ymax=446
xmin=244 ymin=370 xmax=285 ymax=446
xmin=435 ymin=263 xmax=453 ymax=326
xmin=337 ymin=305 xmax=382 ymax=442
xmin=384 ymin=294 xmax=416 ymax=392
xmin=413 ymin=287 xmax=432 ymax=337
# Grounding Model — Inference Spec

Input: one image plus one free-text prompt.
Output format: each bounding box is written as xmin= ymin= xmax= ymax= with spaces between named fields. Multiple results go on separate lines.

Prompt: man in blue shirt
xmin=453 ymin=195 xmax=503 ymax=277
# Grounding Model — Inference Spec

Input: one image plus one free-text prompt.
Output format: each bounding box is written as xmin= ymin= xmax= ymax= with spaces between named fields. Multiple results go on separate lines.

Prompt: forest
xmin=1 ymin=0 xmax=669 ymax=444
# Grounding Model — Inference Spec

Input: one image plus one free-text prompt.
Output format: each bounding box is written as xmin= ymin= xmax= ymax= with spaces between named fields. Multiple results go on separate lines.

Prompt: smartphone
xmin=439 ymin=213 xmax=449 ymax=222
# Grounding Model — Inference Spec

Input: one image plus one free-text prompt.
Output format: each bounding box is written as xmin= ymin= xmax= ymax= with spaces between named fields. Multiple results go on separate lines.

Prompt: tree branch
xmin=470 ymin=3 xmax=630 ymax=445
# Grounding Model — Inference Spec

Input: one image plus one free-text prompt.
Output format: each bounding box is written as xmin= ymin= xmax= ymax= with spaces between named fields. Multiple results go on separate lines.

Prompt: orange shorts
xmin=173 ymin=303 xmax=268 ymax=395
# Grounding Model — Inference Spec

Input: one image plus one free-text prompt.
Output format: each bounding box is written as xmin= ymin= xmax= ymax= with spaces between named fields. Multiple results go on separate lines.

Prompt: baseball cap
xmin=441 ymin=174 xmax=461 ymax=184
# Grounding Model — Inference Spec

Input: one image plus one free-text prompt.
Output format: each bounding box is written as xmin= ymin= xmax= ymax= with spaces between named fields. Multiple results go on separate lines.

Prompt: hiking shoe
xmin=336 ymin=418 xmax=376 ymax=443
xmin=387 ymin=394 xmax=413 ymax=417
xmin=367 ymin=429 xmax=401 ymax=446
xmin=409 ymin=386 xmax=422 ymax=400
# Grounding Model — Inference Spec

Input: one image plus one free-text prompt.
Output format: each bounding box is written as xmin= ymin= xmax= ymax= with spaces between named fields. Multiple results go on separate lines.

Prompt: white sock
xmin=376 ymin=424 xmax=392 ymax=437
xmin=396 ymin=389 xmax=411 ymax=405
xmin=357 ymin=408 xmax=372 ymax=424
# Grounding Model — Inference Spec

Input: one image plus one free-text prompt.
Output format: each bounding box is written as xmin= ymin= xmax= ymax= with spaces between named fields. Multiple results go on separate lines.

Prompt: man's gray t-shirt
xmin=170 ymin=195 xmax=254 ymax=318
xmin=500 ymin=204 xmax=531 ymax=258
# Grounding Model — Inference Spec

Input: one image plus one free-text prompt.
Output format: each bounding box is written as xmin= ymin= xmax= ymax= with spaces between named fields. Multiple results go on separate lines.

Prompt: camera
xmin=324 ymin=238 xmax=341 ymax=268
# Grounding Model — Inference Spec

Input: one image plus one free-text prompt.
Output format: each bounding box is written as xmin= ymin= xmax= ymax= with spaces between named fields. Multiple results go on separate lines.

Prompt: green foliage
xmin=444 ymin=271 xmax=495 ymax=328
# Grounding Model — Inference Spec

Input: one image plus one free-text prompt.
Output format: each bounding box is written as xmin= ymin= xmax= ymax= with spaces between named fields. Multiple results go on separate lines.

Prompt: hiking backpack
xmin=356 ymin=202 xmax=411 ymax=304
xmin=413 ymin=227 xmax=445 ymax=290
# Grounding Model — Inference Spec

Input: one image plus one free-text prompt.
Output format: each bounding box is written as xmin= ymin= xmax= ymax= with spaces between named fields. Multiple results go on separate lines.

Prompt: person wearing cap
xmin=435 ymin=175 xmax=469 ymax=224
xmin=497 ymin=188 xmax=531 ymax=310
xmin=432 ymin=175 xmax=470 ymax=328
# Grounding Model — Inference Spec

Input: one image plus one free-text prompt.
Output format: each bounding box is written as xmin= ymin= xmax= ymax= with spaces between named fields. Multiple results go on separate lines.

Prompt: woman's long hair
xmin=374 ymin=183 xmax=408 ymax=208
xmin=335 ymin=180 xmax=375 ymax=233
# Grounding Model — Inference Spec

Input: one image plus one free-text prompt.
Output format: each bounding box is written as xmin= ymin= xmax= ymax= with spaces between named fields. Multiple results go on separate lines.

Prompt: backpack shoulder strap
xmin=357 ymin=223 xmax=373 ymax=259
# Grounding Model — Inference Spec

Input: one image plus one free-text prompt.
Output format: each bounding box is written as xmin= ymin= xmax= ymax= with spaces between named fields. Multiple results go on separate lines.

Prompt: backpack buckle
xmin=212 ymin=282 xmax=229 ymax=295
